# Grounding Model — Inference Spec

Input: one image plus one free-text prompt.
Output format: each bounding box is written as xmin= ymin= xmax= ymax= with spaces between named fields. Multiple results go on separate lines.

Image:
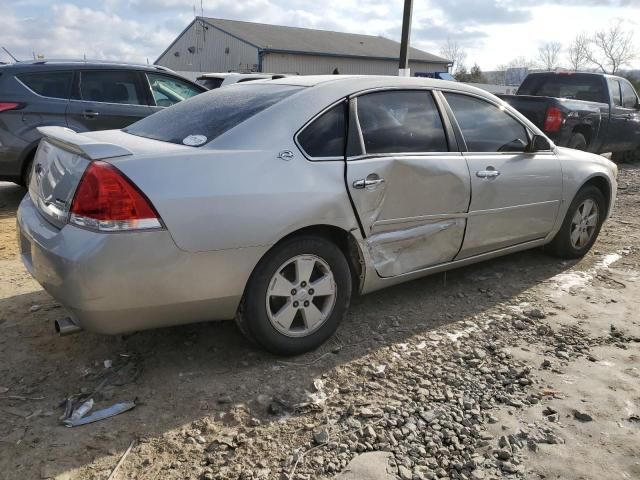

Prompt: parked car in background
xmin=0 ymin=60 xmax=205 ymax=185
xmin=500 ymin=72 xmax=640 ymax=161
xmin=415 ymin=72 xmax=456 ymax=81
xmin=196 ymin=72 xmax=288 ymax=89
xmin=17 ymin=76 xmax=617 ymax=355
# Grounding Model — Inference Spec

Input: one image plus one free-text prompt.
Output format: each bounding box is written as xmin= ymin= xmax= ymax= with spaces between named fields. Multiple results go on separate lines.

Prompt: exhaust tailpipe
xmin=55 ymin=317 xmax=82 ymax=336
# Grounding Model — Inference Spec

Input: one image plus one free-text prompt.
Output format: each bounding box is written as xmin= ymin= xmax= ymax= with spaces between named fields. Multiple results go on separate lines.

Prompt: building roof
xmin=199 ymin=17 xmax=451 ymax=64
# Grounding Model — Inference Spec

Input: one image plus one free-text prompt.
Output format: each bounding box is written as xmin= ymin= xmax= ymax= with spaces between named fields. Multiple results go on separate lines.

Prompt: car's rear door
xmin=441 ymin=91 xmax=562 ymax=258
xmin=344 ymin=89 xmax=470 ymax=278
xmin=66 ymin=69 xmax=152 ymax=132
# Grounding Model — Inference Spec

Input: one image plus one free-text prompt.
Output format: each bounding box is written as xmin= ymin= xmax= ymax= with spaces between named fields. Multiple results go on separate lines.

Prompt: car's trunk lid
xmin=29 ymin=126 xmax=133 ymax=228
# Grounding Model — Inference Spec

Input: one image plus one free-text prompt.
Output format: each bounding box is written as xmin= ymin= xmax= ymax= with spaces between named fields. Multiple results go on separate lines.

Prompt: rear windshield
xmin=124 ymin=84 xmax=302 ymax=145
xmin=518 ymin=74 xmax=606 ymax=103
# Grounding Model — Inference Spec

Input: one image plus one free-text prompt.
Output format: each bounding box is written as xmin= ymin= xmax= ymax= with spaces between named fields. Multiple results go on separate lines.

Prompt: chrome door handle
xmin=476 ymin=169 xmax=501 ymax=179
xmin=82 ymin=110 xmax=100 ymax=119
xmin=353 ymin=176 xmax=385 ymax=189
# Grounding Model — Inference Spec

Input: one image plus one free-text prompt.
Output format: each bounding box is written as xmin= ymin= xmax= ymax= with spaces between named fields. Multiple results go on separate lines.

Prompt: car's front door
xmin=345 ymin=89 xmax=471 ymax=278
xmin=144 ymin=73 xmax=203 ymax=112
xmin=441 ymin=92 xmax=563 ymax=258
xmin=66 ymin=69 xmax=152 ymax=132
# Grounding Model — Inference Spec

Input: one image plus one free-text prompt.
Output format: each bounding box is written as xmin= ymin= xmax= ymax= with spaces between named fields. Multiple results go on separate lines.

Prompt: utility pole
xmin=398 ymin=0 xmax=413 ymax=77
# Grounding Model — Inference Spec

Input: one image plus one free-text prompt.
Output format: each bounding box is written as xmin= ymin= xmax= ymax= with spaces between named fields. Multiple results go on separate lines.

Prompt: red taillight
xmin=69 ymin=161 xmax=162 ymax=231
xmin=0 ymin=102 xmax=21 ymax=113
xmin=543 ymin=106 xmax=564 ymax=133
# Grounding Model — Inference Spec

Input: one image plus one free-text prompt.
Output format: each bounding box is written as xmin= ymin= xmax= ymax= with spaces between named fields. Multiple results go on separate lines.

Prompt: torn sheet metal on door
xmin=367 ymin=218 xmax=466 ymax=277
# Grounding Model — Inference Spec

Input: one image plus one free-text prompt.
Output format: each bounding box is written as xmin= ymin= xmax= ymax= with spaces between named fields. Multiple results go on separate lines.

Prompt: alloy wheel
xmin=570 ymin=199 xmax=599 ymax=249
xmin=265 ymin=254 xmax=337 ymax=337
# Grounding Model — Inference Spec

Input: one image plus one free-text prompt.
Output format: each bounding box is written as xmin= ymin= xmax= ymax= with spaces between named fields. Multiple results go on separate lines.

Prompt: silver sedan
xmin=17 ymin=75 xmax=618 ymax=355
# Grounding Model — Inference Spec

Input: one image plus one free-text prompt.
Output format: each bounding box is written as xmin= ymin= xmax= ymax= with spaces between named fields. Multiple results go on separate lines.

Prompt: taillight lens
xmin=543 ymin=107 xmax=564 ymax=133
xmin=69 ymin=161 xmax=163 ymax=231
xmin=0 ymin=102 xmax=22 ymax=113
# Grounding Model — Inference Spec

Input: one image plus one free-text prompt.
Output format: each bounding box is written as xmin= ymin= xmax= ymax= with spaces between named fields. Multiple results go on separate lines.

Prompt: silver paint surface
xmin=16 ymin=76 xmax=619 ymax=335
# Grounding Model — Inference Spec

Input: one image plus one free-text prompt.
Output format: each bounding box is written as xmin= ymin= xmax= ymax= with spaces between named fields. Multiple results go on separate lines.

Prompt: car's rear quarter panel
xmin=110 ymin=148 xmax=358 ymax=252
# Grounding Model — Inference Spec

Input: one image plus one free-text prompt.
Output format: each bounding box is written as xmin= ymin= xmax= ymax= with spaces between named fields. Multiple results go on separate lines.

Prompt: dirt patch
xmin=0 ymin=165 xmax=639 ymax=480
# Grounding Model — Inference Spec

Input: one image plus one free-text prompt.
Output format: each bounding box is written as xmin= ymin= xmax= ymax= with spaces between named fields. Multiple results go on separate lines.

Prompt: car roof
xmin=0 ymin=59 xmax=176 ymax=73
xmin=266 ymin=74 xmax=479 ymax=93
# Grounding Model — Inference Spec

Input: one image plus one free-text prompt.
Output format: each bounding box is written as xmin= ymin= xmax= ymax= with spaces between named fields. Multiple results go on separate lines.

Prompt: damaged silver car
xmin=17 ymin=75 xmax=617 ymax=355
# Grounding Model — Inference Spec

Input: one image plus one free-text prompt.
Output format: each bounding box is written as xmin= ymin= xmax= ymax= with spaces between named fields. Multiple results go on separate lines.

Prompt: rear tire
xmin=236 ymin=235 xmax=352 ymax=355
xmin=568 ymin=133 xmax=587 ymax=151
xmin=612 ymin=149 xmax=640 ymax=164
xmin=20 ymin=153 xmax=35 ymax=188
xmin=546 ymin=186 xmax=606 ymax=259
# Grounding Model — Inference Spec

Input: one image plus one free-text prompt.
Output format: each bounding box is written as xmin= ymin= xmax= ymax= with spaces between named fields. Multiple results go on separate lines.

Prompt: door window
xmin=620 ymin=80 xmax=639 ymax=109
xmin=444 ymin=93 xmax=529 ymax=153
xmin=608 ymin=80 xmax=622 ymax=107
xmin=356 ymin=90 xmax=448 ymax=154
xmin=147 ymin=73 xmax=202 ymax=107
xmin=18 ymin=71 xmax=73 ymax=99
xmin=79 ymin=70 xmax=143 ymax=105
xmin=297 ymin=103 xmax=346 ymax=158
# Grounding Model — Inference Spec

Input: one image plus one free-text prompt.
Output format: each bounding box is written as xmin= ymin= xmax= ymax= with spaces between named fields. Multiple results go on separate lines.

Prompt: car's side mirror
xmin=527 ymin=134 xmax=552 ymax=153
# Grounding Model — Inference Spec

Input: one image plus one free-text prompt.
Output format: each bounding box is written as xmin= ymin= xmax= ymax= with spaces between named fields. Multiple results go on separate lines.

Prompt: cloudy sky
xmin=2 ymin=0 xmax=639 ymax=70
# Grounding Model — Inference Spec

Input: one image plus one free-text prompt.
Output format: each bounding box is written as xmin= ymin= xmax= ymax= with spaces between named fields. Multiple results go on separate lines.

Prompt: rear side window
xmin=518 ymin=74 xmax=606 ymax=103
xmin=444 ymin=93 xmax=529 ymax=153
xmin=297 ymin=103 xmax=346 ymax=158
xmin=608 ymin=80 xmax=622 ymax=106
xmin=125 ymin=84 xmax=302 ymax=145
xmin=18 ymin=71 xmax=72 ymax=99
xmin=356 ymin=90 xmax=448 ymax=154
xmin=79 ymin=70 xmax=144 ymax=105
xmin=620 ymin=80 xmax=638 ymax=109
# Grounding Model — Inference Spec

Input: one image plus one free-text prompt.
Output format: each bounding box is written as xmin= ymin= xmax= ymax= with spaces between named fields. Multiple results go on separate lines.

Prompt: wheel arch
xmin=581 ymin=174 xmax=612 ymax=217
xmin=247 ymin=224 xmax=365 ymax=300
xmin=572 ymin=125 xmax=592 ymax=147
xmin=18 ymin=139 xmax=42 ymax=185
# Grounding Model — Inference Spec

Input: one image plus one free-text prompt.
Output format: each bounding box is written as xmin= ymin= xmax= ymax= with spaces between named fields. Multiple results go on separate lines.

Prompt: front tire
xmin=236 ymin=235 xmax=352 ymax=355
xmin=546 ymin=186 xmax=606 ymax=259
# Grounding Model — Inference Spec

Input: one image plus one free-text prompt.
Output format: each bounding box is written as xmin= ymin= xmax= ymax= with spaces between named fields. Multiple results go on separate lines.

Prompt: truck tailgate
xmin=498 ymin=94 xmax=553 ymax=129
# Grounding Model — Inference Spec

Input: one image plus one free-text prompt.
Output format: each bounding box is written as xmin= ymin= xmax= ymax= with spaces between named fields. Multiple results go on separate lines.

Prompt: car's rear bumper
xmin=17 ymin=195 xmax=268 ymax=335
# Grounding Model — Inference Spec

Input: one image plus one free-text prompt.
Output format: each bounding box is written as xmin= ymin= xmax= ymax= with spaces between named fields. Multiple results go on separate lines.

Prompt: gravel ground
xmin=0 ymin=164 xmax=639 ymax=480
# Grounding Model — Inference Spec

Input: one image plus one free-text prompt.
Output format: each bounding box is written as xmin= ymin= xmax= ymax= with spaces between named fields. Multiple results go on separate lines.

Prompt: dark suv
xmin=0 ymin=60 xmax=206 ymax=185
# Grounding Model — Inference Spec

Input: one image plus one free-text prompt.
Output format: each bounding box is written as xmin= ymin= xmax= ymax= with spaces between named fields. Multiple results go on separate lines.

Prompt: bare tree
xmin=567 ymin=34 xmax=590 ymax=71
xmin=507 ymin=56 xmax=538 ymax=70
xmin=439 ymin=37 xmax=467 ymax=73
xmin=586 ymin=20 xmax=637 ymax=74
xmin=538 ymin=42 xmax=562 ymax=70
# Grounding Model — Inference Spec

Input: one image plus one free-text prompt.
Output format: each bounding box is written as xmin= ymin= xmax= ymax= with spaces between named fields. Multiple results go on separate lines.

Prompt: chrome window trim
xmin=67 ymin=98 xmax=149 ymax=108
xmin=348 ymin=151 xmax=463 ymax=162
xmin=294 ymin=98 xmax=348 ymax=162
